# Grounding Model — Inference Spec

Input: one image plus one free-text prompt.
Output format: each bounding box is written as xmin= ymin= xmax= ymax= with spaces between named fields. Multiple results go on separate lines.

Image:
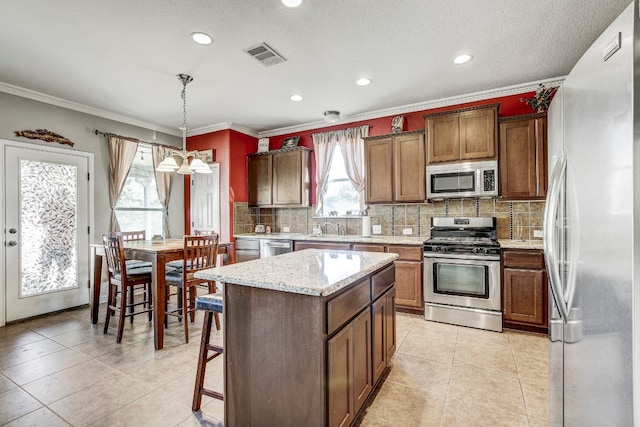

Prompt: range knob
xmin=472 ymin=247 xmax=480 ymax=254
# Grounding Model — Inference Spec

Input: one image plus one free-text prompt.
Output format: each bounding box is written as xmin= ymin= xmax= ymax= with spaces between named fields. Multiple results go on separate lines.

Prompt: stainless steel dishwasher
xmin=259 ymin=239 xmax=293 ymax=258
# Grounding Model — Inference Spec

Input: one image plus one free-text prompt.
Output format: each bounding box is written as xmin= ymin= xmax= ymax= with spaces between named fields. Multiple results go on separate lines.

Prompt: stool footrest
xmin=201 ymin=389 xmax=224 ymax=401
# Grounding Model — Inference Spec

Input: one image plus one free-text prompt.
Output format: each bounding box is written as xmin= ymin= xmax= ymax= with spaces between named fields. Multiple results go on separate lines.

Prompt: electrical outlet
xmin=372 ymin=224 xmax=382 ymax=234
xmin=533 ymin=229 xmax=543 ymax=238
xmin=402 ymin=228 xmax=413 ymax=235
xmin=282 ymin=226 xmax=290 ymax=233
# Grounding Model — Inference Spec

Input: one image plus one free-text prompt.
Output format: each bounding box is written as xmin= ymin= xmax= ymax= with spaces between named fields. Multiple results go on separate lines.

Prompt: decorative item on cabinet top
xmin=257 ymin=138 xmax=269 ymax=153
xmin=281 ymin=136 xmax=300 ymax=149
xmin=391 ymin=115 xmax=404 ymax=133
xmin=519 ymin=84 xmax=558 ymax=113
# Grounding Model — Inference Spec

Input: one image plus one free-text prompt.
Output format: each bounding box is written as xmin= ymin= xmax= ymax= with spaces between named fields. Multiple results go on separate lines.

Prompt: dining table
xmin=90 ymin=238 xmax=235 ymax=350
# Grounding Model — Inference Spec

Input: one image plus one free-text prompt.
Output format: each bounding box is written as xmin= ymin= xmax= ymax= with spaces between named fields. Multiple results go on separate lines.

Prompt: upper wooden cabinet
xmin=499 ymin=114 xmax=547 ymax=200
xmin=425 ymin=104 xmax=499 ymax=164
xmin=364 ymin=130 xmax=425 ymax=204
xmin=247 ymin=147 xmax=311 ymax=207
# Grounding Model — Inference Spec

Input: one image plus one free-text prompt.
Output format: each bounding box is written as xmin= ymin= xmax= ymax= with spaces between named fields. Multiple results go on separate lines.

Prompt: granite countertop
xmin=498 ymin=239 xmax=544 ymax=250
xmin=234 ymin=233 xmax=425 ymax=246
xmin=195 ymin=249 xmax=399 ymax=297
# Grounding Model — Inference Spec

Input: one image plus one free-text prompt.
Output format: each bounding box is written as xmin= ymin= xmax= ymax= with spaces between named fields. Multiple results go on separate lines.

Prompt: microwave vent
xmin=243 ymin=43 xmax=286 ymax=67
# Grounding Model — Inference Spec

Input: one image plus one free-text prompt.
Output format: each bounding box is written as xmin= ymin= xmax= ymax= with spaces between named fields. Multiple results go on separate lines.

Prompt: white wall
xmin=0 ymin=92 xmax=185 ymax=239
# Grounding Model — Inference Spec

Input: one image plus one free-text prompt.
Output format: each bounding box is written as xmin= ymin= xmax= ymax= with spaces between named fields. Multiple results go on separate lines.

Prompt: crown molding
xmin=257 ymin=76 xmax=566 ymax=138
xmin=0 ymin=81 xmax=180 ymax=136
xmin=1 ymin=76 xmax=565 ymax=141
xmin=189 ymin=122 xmax=258 ymax=138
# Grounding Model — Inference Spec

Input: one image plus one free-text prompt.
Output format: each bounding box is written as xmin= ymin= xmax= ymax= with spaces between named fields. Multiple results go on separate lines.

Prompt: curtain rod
xmin=94 ymin=130 xmax=177 ymax=150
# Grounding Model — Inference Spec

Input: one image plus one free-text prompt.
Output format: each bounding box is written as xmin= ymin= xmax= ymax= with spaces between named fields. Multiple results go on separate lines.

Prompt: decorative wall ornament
xmin=14 ymin=129 xmax=75 ymax=147
xmin=391 ymin=115 xmax=404 ymax=133
xmin=520 ymin=84 xmax=558 ymax=113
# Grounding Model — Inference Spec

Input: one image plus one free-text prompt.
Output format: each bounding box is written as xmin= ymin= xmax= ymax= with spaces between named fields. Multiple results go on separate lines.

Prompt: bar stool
xmin=192 ymin=292 xmax=223 ymax=411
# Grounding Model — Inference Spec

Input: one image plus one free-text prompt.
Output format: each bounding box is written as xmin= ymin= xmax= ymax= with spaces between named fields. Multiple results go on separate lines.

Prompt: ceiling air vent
xmin=243 ymin=43 xmax=286 ymax=67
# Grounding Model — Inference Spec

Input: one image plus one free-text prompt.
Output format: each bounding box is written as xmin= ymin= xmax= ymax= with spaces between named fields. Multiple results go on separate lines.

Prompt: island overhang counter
xmin=195 ymin=248 xmax=399 ymax=427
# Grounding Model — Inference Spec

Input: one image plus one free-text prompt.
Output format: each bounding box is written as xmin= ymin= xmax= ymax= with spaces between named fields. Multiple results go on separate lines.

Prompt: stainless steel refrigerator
xmin=545 ymin=1 xmax=638 ymax=425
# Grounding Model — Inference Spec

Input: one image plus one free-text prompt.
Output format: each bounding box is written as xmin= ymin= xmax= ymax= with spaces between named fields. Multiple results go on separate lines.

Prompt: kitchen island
xmin=196 ymin=249 xmax=398 ymax=427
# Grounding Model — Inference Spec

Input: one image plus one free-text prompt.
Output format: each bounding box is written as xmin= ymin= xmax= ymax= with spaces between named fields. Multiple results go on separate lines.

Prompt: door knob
xmin=9 ymin=228 xmax=17 ymax=234
xmin=8 ymin=241 xmax=17 ymax=246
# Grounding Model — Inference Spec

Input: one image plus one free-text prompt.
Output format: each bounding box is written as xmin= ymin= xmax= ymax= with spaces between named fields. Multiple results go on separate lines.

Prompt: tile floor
xmin=0 ymin=306 xmax=550 ymax=426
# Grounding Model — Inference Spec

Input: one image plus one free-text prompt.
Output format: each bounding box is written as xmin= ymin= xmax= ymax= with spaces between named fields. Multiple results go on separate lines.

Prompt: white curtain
xmin=312 ymin=125 xmax=369 ymax=214
xmin=338 ymin=125 xmax=369 ymax=212
xmin=107 ymin=135 xmax=138 ymax=233
xmin=152 ymin=146 xmax=174 ymax=237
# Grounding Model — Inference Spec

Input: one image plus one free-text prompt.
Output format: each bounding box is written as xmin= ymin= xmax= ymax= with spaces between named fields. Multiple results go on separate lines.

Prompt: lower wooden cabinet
xmin=327 ymin=267 xmax=395 ymax=427
xmin=328 ymin=308 xmax=372 ymax=427
xmin=502 ymin=249 xmax=548 ymax=333
xmin=372 ymin=287 xmax=396 ymax=384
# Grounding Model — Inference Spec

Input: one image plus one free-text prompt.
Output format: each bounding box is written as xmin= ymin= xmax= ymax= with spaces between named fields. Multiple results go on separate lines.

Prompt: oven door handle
xmin=543 ymin=150 xmax=569 ymax=322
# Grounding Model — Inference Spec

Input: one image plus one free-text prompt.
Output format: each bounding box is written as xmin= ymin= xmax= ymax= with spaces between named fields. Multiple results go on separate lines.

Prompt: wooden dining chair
xmin=102 ymin=235 xmax=153 ymax=343
xmin=164 ymin=234 xmax=220 ymax=343
xmin=114 ymin=230 xmax=153 ymax=322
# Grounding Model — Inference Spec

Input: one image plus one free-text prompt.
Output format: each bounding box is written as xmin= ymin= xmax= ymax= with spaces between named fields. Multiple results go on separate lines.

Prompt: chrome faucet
xmin=322 ymin=222 xmax=346 ymax=235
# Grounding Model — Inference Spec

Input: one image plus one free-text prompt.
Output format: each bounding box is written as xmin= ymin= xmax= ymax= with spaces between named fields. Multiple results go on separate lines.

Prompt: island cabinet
xmin=364 ymin=130 xmax=426 ymax=204
xmin=502 ymin=249 xmax=548 ymax=333
xmin=499 ymin=114 xmax=548 ymax=200
xmin=247 ymin=146 xmax=311 ymax=207
xmin=198 ymin=250 xmax=398 ymax=427
xmin=424 ymin=104 xmax=499 ymax=164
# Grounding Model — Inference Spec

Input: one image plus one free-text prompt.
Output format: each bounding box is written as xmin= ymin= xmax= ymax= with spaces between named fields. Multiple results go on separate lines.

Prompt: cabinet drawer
xmin=353 ymin=244 xmax=385 ymax=252
xmin=387 ymin=245 xmax=422 ymax=261
xmin=503 ymin=250 xmax=544 ymax=269
xmin=371 ymin=265 xmax=395 ymax=301
xmin=327 ymin=278 xmax=370 ymax=335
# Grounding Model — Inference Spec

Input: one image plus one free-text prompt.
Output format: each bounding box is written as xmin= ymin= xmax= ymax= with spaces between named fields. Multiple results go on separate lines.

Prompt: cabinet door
xmin=365 ymin=138 xmax=393 ymax=203
xmin=352 ymin=308 xmax=372 ymax=415
xmin=500 ymin=119 xmax=537 ymax=198
xmin=393 ymin=260 xmax=423 ymax=309
xmin=393 ymin=133 xmax=426 ymax=201
xmin=385 ymin=287 xmax=396 ymax=361
xmin=247 ymin=155 xmax=272 ymax=206
xmin=328 ymin=325 xmax=353 ymax=427
xmin=272 ymin=150 xmax=302 ymax=205
xmin=459 ymin=107 xmax=497 ymax=160
xmin=503 ymin=268 xmax=545 ymax=325
xmin=372 ymin=295 xmax=386 ymax=384
xmin=426 ymin=114 xmax=459 ymax=163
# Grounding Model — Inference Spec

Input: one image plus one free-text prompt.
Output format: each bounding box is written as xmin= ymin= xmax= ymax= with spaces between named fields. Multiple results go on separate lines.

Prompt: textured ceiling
xmin=0 ymin=0 xmax=630 ymax=136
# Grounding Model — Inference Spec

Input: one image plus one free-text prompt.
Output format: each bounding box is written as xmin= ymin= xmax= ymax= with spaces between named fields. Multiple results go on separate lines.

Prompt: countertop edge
xmin=498 ymin=239 xmax=544 ymax=250
xmin=196 ymin=250 xmax=399 ymax=297
xmin=234 ymin=233 xmax=425 ymax=246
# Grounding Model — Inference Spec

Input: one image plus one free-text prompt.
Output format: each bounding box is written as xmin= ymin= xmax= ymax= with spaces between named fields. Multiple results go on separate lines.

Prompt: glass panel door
xmin=4 ymin=144 xmax=90 ymax=322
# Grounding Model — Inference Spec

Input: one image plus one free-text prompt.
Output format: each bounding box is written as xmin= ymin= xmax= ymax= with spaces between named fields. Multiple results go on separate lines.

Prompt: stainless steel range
xmin=423 ymin=217 xmax=502 ymax=332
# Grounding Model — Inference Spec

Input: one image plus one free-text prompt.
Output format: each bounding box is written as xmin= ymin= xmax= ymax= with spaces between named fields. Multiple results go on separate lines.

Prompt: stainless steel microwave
xmin=426 ymin=160 xmax=498 ymax=199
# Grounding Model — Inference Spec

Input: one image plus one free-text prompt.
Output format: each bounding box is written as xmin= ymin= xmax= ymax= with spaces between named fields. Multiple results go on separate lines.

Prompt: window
xmin=320 ymin=146 xmax=360 ymax=216
xmin=114 ymin=145 xmax=164 ymax=236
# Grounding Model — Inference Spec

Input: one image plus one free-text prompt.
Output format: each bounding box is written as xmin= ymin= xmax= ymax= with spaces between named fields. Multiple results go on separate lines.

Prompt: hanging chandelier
xmin=156 ymin=74 xmax=211 ymax=175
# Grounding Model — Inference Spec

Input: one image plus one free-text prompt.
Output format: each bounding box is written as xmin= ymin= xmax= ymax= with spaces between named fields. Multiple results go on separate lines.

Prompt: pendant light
xmin=156 ymin=74 xmax=212 ymax=174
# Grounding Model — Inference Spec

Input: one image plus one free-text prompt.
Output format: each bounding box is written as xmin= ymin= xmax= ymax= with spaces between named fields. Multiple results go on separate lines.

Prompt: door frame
xmin=0 ymin=139 xmax=94 ymax=326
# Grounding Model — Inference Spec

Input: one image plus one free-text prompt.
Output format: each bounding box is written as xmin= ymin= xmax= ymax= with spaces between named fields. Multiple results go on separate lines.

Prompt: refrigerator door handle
xmin=543 ymin=150 xmax=569 ymax=322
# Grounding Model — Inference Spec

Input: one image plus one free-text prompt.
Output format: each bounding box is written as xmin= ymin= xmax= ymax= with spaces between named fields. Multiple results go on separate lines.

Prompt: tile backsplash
xmin=234 ymin=199 xmax=545 ymax=240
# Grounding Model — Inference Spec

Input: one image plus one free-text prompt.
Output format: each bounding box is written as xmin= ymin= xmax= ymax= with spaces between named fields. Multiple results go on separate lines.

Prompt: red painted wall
xmin=185 ymin=129 xmax=257 ymax=242
xmin=186 ymin=90 xmax=540 ymax=236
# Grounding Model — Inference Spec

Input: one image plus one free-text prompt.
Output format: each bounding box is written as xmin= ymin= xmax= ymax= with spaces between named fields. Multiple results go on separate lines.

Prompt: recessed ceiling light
xmin=282 ymin=0 xmax=302 ymax=7
xmin=191 ymin=32 xmax=213 ymax=45
xmin=290 ymin=94 xmax=303 ymax=102
xmin=453 ymin=54 xmax=473 ymax=64
xmin=356 ymin=78 xmax=371 ymax=86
